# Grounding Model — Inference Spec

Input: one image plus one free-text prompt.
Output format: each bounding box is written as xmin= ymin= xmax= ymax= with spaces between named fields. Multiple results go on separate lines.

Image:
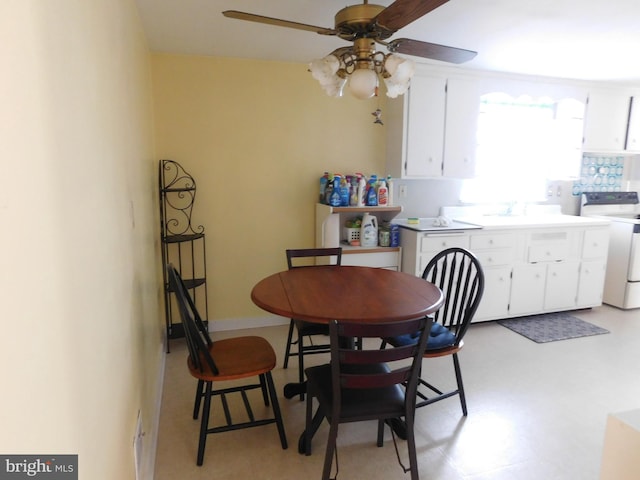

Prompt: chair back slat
xmin=286 ymin=247 xmax=342 ymax=269
xmin=341 ymin=368 xmax=411 ymax=389
xmin=329 ymin=316 xmax=433 ymax=408
xmin=422 ymin=248 xmax=484 ymax=343
xmin=167 ymin=264 xmax=219 ymax=375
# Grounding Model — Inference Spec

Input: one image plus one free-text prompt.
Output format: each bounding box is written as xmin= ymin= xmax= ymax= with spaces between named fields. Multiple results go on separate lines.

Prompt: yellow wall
xmin=152 ymin=54 xmax=388 ymax=321
xmin=0 ymin=1 xmax=161 ymax=479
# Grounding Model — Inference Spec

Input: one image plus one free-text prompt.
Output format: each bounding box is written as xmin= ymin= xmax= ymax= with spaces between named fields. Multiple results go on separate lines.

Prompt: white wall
xmin=0 ymin=1 xmax=162 ymax=479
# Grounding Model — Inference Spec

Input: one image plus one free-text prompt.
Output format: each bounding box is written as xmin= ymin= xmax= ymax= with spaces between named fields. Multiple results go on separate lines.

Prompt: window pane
xmin=461 ymin=93 xmax=585 ymax=204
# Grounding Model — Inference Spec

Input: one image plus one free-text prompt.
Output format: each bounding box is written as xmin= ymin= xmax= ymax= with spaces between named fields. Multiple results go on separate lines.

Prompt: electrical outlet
xmin=399 ymin=185 xmax=408 ymax=198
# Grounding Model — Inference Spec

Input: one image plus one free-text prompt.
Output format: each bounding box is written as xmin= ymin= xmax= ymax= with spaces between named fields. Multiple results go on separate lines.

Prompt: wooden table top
xmin=251 ymin=265 xmax=443 ymax=324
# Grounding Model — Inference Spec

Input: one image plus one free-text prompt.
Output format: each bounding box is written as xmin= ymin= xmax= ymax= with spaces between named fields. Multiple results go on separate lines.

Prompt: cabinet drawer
xmin=475 ymin=248 xmax=513 ymax=267
xmin=470 ymin=233 xmax=515 ymax=250
xmin=582 ymin=228 xmax=610 ymax=259
xmin=420 ymin=234 xmax=469 ymax=253
xmin=528 ymin=244 xmax=569 ymax=262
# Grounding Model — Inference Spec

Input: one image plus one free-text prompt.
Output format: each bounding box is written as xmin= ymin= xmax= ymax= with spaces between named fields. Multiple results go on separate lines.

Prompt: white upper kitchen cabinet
xmin=442 ymin=76 xmax=481 ymax=178
xmin=386 ymin=73 xmax=446 ymax=178
xmin=583 ymin=89 xmax=631 ymax=152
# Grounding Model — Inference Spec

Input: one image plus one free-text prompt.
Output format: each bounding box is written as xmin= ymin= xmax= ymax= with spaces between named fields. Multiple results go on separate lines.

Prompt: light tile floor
xmin=154 ymin=305 xmax=640 ymax=479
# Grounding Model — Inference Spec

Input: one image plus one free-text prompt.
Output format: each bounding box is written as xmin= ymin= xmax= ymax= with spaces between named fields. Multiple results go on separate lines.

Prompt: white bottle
xmin=386 ymin=176 xmax=394 ymax=206
xmin=360 ymin=213 xmax=378 ymax=247
xmin=357 ymin=177 xmax=367 ymax=207
xmin=377 ymin=179 xmax=388 ymax=206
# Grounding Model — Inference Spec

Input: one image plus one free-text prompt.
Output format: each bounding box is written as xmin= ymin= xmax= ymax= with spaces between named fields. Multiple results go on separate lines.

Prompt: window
xmin=460 ymin=92 xmax=585 ymax=204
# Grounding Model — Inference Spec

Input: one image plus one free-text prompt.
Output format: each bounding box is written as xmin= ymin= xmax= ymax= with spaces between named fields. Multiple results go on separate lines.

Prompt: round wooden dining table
xmin=251 ymin=264 xmax=444 ymax=325
xmin=251 ymin=265 xmax=444 ymax=451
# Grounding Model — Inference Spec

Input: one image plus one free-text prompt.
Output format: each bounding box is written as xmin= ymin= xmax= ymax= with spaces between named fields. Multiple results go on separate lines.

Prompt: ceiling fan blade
xmin=387 ymin=38 xmax=477 ymax=64
xmin=223 ymin=10 xmax=336 ymax=35
xmin=374 ymin=0 xmax=450 ymax=32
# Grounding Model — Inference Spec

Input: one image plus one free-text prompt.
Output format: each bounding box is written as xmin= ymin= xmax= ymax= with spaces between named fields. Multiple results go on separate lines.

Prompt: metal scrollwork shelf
xmin=159 ymin=159 xmax=209 ymax=352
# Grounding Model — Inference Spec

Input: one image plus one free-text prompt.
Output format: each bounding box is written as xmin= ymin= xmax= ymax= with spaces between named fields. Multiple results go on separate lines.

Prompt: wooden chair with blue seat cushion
xmin=283 ymin=247 xmax=343 ymax=400
xmin=381 ymin=247 xmax=484 ymax=416
xmin=167 ymin=264 xmax=288 ymax=465
xmin=303 ymin=315 xmax=434 ymax=480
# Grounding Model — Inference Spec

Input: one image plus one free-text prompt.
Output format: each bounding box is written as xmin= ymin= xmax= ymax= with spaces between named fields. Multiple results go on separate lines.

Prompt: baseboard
xmin=140 ymin=336 xmax=167 ymax=480
xmin=209 ymin=315 xmax=289 ymax=332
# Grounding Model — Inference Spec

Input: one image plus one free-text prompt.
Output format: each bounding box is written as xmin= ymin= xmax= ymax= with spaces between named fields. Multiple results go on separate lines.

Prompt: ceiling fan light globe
xmin=323 ymin=77 xmax=347 ymax=97
xmin=309 ymin=55 xmax=347 ymax=97
xmin=309 ymin=55 xmax=340 ymax=81
xmin=348 ymin=69 xmax=378 ymax=100
xmin=383 ymin=56 xmax=415 ymax=98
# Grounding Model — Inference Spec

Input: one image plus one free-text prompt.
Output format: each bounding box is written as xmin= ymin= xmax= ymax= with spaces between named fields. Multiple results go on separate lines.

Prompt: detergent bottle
xmin=360 ymin=213 xmax=378 ymax=247
xmin=329 ymin=174 xmax=342 ymax=207
xmin=377 ymin=178 xmax=388 ymax=206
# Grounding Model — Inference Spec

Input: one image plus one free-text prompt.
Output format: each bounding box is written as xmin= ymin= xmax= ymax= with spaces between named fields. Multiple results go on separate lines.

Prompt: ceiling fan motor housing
xmin=334 ymin=4 xmax=392 ymax=40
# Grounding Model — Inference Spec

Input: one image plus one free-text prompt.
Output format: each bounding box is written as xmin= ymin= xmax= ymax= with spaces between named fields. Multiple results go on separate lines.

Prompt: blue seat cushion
xmin=387 ymin=322 xmax=456 ymax=350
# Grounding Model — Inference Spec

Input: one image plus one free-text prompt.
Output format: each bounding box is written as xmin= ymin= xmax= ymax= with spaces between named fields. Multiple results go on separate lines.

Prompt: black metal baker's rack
xmin=159 ymin=159 xmax=208 ymax=352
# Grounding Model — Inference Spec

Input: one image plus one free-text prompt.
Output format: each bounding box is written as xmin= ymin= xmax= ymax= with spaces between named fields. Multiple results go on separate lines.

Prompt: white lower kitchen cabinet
xmin=399 ymin=218 xmax=610 ymax=322
xmin=474 ymin=266 xmax=511 ymax=320
xmin=510 ymin=263 xmax=547 ymax=316
xmin=577 ymin=260 xmax=607 ymax=307
xmin=544 ymin=261 xmax=581 ymax=310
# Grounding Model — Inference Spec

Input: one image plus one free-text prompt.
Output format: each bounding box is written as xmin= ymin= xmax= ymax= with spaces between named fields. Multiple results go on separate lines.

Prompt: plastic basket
xmin=343 ymin=227 xmax=360 ymax=243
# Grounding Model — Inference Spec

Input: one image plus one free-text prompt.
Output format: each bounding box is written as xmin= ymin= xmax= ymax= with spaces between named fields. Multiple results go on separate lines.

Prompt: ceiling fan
xmin=223 ymin=0 xmax=477 ymax=99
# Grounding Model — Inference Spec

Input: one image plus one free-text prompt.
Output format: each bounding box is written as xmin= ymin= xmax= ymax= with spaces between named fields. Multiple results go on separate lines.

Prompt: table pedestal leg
xmin=283 ymin=381 xmax=307 ymax=400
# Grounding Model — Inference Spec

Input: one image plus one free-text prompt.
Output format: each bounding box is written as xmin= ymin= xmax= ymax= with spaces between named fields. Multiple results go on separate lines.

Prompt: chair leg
xmin=405 ymin=414 xmax=419 ymax=480
xmin=377 ymin=419 xmax=385 ymax=447
xmin=453 ymin=353 xmax=467 ymax=416
xmin=196 ymin=381 xmax=212 ymax=466
xmin=265 ymin=371 xmax=288 ymax=449
xmin=283 ymin=320 xmax=295 ymax=369
xmin=193 ymin=379 xmax=204 ymax=420
xmin=304 ymin=388 xmax=313 ymax=455
xmin=297 ymin=329 xmax=305 ymax=401
xmin=322 ymin=421 xmax=339 ymax=480
xmin=259 ymin=373 xmax=270 ymax=406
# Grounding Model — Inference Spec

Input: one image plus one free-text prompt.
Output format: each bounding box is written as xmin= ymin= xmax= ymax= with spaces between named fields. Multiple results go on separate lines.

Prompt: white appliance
xmin=580 ymin=191 xmax=640 ymax=309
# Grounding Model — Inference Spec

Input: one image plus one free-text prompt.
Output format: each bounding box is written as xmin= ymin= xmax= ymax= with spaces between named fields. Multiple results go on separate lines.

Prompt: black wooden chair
xmin=167 ymin=264 xmax=288 ymax=465
xmin=382 ymin=247 xmax=485 ymax=416
xmin=303 ymin=316 xmax=433 ymax=480
xmin=283 ymin=247 xmax=342 ymax=400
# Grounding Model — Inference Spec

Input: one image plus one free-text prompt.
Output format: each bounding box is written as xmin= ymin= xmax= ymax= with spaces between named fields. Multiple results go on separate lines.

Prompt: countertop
xmin=392 ymin=217 xmax=483 ymax=232
xmin=451 ymin=214 xmax=611 ymax=229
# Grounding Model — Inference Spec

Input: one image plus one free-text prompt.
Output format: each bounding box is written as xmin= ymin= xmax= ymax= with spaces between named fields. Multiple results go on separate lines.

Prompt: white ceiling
xmin=135 ymin=0 xmax=640 ymax=83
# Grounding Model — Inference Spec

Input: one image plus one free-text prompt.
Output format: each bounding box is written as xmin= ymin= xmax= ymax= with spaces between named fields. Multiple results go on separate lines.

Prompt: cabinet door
xmin=583 ymin=90 xmax=630 ymax=151
xmin=577 ymin=260 xmax=607 ymax=307
xmin=443 ymin=76 xmax=480 ymax=178
xmin=404 ymin=75 xmax=446 ymax=177
xmin=474 ymin=266 xmax=511 ymax=321
xmin=544 ymin=261 xmax=580 ymax=310
xmin=510 ymin=264 xmax=546 ymax=316
xmin=626 ymin=97 xmax=640 ymax=152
